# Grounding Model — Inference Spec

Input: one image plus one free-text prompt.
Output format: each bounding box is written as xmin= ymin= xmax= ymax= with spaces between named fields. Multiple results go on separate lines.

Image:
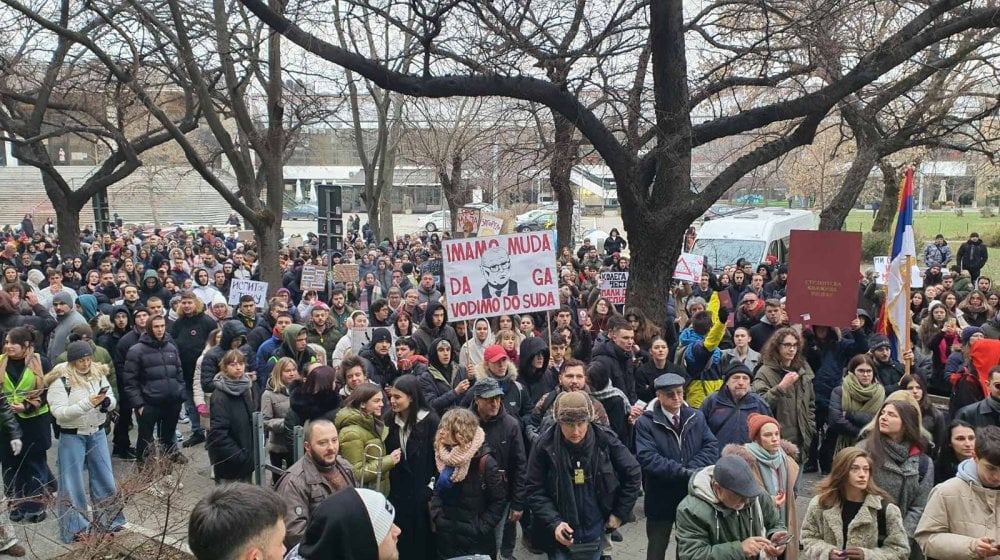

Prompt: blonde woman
xmin=261 ymin=357 xmax=299 ymax=482
xmin=47 ymin=340 xmax=125 ymax=543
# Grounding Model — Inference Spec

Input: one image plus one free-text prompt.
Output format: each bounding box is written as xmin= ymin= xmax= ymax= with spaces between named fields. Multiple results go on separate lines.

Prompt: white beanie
xmin=212 ymin=293 xmax=227 ymax=307
xmin=355 ymin=488 xmax=395 ymax=545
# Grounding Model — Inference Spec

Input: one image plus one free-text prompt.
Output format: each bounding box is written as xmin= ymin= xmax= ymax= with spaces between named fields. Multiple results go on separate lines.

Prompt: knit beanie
xmin=212 ymin=293 xmax=227 ymax=307
xmin=722 ymin=361 xmax=754 ymax=384
xmin=960 ymin=327 xmax=984 ymax=345
xmin=356 ymin=488 xmax=396 ymax=546
xmin=52 ymin=291 xmax=74 ymax=307
xmin=66 ymin=340 xmax=93 ymax=363
xmin=747 ymin=412 xmax=780 ymax=441
xmin=553 ymin=391 xmax=594 ymax=424
xmin=371 ymin=328 xmax=392 ymax=345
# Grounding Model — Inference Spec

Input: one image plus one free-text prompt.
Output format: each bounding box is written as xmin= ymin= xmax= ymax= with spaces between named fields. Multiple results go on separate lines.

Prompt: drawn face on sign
xmin=480 ymin=246 xmax=512 ymax=289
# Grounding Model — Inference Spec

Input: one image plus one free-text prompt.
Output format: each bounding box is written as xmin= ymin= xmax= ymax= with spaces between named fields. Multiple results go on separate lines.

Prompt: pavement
xmin=14 ymin=417 xmax=822 ymax=559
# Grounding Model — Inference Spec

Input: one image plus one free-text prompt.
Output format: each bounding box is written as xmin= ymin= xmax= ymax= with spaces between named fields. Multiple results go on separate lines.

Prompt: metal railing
xmin=251 ymin=412 xmax=306 ymax=487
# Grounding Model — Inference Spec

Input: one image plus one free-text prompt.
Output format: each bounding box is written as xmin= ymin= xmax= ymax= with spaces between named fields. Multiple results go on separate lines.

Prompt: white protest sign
xmin=599 ymin=271 xmax=628 ymax=305
xmin=228 ymin=279 xmax=268 ymax=306
xmin=300 ymin=265 xmax=327 ymax=291
xmin=442 ymin=231 xmax=559 ymax=320
xmin=874 ymin=256 xmax=922 ymax=288
xmin=477 ymin=213 xmax=504 ymax=237
xmin=350 ymin=327 xmax=373 ymax=356
xmin=874 ymin=256 xmax=890 ymax=285
xmin=673 ymin=253 xmax=705 ymax=283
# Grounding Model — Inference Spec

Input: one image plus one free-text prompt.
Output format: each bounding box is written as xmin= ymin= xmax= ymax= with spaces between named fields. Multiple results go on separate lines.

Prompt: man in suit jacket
xmin=480 ymin=245 xmax=518 ymax=298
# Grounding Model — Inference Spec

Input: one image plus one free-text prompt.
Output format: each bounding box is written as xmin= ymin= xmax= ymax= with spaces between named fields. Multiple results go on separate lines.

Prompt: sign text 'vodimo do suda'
xmin=442 ymin=231 xmax=560 ymax=320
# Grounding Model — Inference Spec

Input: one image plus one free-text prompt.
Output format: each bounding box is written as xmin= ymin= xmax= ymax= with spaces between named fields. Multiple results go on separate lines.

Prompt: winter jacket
xmin=635 ymin=360 xmax=687 ymax=405
xmin=674 ymin=466 xmax=786 ymax=560
xmin=915 ymin=458 xmax=1000 ymax=560
xmin=516 ymin=336 xmax=550 ymax=411
xmin=138 ymin=270 xmax=171 ymax=306
xmin=359 ymin=346 xmax=398 ymax=389
xmin=855 ymin=438 xmax=934 ymax=537
xmin=275 ymin=452 xmax=356 ymax=548
xmin=169 ymin=310 xmax=218 ymax=381
xmin=827 ymin=385 xmax=882 ymax=443
xmin=525 ymin=423 xmax=641 ymax=552
xmin=801 ymin=493 xmax=909 ymax=560
xmin=263 ymin=324 xmax=317 ymax=391
xmin=260 ymin=386 xmax=291 ymax=454
xmin=199 ymin=320 xmax=252 ymax=394
xmin=922 ymin=242 xmax=952 ymax=268
xmin=473 ymin=401 xmax=527 ymax=510
xmin=749 ymin=317 xmax=780 ymax=353
xmin=207 ymin=380 xmax=255 ymax=480
xmin=46 ymin=362 xmax=115 ymax=435
xmin=957 ymin=239 xmax=988 ymax=271
xmin=635 ymin=403 xmax=720 ymax=520
xmin=334 ymin=407 xmax=397 ymax=496
xmin=430 ymin=445 xmax=508 ymax=559
xmin=874 ymin=357 xmax=906 ymax=395
xmin=122 ymin=333 xmax=184 ymax=409
xmin=590 ymin=338 xmax=637 ymax=403
xmin=282 ymin=381 xmax=341 ymax=452
xmin=412 ymin=302 xmax=461 ymax=356
xmin=700 ymin=387 xmax=773 ymax=448
xmin=304 ymin=318 xmax=341 ymax=363
xmin=752 ymin=362 xmax=817 ymax=457
xmin=462 ymin=361 xmax=531 ymax=421
xmin=419 ymin=364 xmax=462 ymax=415
xmin=804 ymin=328 xmax=868 ymax=408
xmin=956 ymin=398 xmax=1000 ymax=430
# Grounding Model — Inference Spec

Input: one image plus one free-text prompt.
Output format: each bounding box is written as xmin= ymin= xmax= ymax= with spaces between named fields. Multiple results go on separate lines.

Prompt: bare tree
xmin=0 ymin=4 xmax=197 ymax=255
xmin=239 ymin=0 xmax=999 ymax=321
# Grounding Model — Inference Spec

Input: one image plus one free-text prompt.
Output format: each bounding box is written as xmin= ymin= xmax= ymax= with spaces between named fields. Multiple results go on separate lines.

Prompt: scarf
xmin=435 ymin=426 xmax=485 ymax=484
xmin=591 ymin=380 xmax=629 ymax=407
xmin=747 ymin=442 xmax=788 ymax=502
xmin=841 ymin=373 xmax=885 ymax=414
xmin=216 ymin=374 xmax=252 ymax=397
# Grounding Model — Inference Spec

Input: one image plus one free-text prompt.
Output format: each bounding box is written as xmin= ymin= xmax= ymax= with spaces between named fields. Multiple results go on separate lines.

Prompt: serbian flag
xmin=877 ymin=168 xmax=916 ymax=359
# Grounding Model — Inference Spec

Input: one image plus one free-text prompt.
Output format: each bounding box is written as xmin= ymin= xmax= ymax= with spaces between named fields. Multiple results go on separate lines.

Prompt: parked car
xmin=423 ymin=203 xmax=499 ymax=232
xmin=514 ymin=211 xmax=557 ymax=232
xmin=283 ymin=203 xmax=319 ymax=220
xmin=515 ymin=208 xmax=550 ymax=223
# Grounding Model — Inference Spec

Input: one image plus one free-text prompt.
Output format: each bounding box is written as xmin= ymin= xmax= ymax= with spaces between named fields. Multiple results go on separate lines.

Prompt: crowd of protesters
xmin=0 ymin=213 xmax=997 ymax=560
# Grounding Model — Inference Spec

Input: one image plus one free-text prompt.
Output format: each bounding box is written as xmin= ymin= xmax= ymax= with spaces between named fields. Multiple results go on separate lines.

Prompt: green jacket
xmin=675 ymin=466 xmax=786 ymax=560
xmin=334 ymin=406 xmax=396 ymax=496
xmin=751 ymin=362 xmax=817 ymax=458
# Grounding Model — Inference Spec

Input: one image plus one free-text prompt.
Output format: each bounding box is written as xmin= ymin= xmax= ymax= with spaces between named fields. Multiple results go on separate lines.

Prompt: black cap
xmin=722 ymin=361 xmax=754 ymax=384
xmin=371 ymin=328 xmax=392 ymax=345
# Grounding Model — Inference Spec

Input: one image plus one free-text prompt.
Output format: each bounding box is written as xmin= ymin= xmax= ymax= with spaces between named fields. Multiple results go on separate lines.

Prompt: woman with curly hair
xmin=751 ymin=327 xmax=816 ymax=464
xmin=429 ymin=407 xmax=506 ymax=560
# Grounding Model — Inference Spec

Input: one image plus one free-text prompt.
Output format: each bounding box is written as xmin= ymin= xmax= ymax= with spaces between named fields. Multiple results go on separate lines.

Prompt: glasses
xmin=482 ymin=261 xmax=510 ymax=273
xmin=854 ymin=368 xmax=874 ymax=374
xmin=779 ymin=342 xmax=797 ymax=349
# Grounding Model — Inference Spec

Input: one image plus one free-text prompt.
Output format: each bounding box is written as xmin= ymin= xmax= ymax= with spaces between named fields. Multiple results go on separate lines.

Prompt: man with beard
xmin=276 ymin=418 xmax=356 ymax=548
xmin=328 ymin=289 xmax=353 ymax=336
xmin=699 ymin=362 xmax=773 ymax=448
xmin=48 ymin=291 xmax=86 ymax=361
xmin=526 ymin=359 xmax=610 ymax=443
xmin=304 ymin=302 xmax=340 ymax=364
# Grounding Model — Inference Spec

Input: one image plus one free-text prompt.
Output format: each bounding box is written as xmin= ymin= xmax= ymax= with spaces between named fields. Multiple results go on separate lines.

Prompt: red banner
xmin=785 ymin=230 xmax=862 ymax=328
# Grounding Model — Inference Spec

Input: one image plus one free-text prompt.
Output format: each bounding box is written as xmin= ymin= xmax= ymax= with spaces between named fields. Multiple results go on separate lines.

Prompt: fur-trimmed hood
xmin=472 ymin=360 xmax=518 ymax=383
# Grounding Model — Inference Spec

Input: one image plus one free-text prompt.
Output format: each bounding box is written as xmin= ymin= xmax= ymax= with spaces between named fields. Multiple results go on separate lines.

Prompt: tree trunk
xmin=872 ymin=161 xmax=900 ymax=232
xmin=39 ymin=173 xmax=83 ymax=256
xmin=818 ymin=143 xmax=879 ymax=230
xmin=623 ymin=202 xmax=688 ymax=325
xmin=364 ymin=178 xmax=383 ymax=240
xmin=550 ymin=113 xmax=579 ymax=251
xmin=253 ymin=217 xmax=282 ymax=291
xmin=376 ymin=148 xmax=397 ymax=242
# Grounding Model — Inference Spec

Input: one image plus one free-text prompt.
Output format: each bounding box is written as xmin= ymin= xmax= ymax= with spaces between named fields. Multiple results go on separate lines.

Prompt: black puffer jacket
xmin=123 ymin=333 xmax=184 ymax=409
xmin=419 ymin=337 xmax=462 ymax=415
xmin=207 ymin=383 xmax=256 ymax=480
xmin=282 ymin=381 xmax=341 ymax=451
xmin=429 ymin=444 xmax=508 ymax=559
xmin=412 ymin=302 xmax=461 ymax=356
xmin=200 ymin=320 xmax=252 ymax=394
xmin=359 ymin=346 xmax=398 ymax=388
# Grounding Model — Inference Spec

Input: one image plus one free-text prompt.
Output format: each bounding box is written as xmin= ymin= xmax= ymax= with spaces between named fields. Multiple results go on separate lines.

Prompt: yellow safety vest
xmin=1 ymin=354 xmax=49 ymax=419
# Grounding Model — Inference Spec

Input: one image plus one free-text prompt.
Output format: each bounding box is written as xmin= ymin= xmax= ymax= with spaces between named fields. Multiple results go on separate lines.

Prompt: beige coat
xmin=800 ymin=493 xmax=910 ymax=560
xmin=914 ymin=472 xmax=1000 ymax=560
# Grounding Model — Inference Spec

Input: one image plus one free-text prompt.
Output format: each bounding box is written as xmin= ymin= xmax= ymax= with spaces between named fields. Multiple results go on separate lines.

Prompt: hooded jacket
xmin=200 ymin=320 xmax=251 ymax=394
xmin=412 ymin=301 xmax=461 ymax=356
xmin=334 ymin=407 xmax=397 ymax=496
xmin=430 ymin=443 xmax=508 ymax=559
xmin=267 ymin=325 xmax=317 ymax=380
xmin=590 ymin=338 xmax=637 ymax=403
xmin=674 ymin=466 xmax=786 ymax=560
xmin=915 ymin=458 xmax=1000 ymax=560
xmin=462 ymin=361 xmax=530 ymax=420
xmin=957 ymin=238 xmax=988 ymax=271
xmin=635 ymin=402 xmax=720 ymax=521
xmin=139 ymin=270 xmax=171 ymax=305
xmin=418 ymin=337 xmax=462 ymax=414
xmin=517 ymin=336 xmax=551 ymax=411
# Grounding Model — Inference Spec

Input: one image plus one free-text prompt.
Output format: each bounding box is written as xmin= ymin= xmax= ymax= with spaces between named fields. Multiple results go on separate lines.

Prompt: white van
xmin=688 ymin=208 xmax=816 ymax=270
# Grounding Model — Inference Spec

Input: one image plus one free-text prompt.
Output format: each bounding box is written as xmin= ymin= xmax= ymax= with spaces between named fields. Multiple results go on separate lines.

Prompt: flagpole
xmin=902 ymin=254 xmax=912 ymax=377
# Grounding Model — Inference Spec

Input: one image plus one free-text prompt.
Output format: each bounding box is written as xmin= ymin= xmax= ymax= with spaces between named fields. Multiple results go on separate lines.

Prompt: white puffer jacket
xmin=47 ymin=363 xmax=116 ymax=435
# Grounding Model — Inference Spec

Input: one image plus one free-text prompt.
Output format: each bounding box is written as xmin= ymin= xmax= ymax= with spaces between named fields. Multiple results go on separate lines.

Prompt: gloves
xmin=197 ymin=404 xmax=208 ymax=416
xmin=10 ymin=439 xmax=21 ymax=456
xmin=435 ymin=466 xmax=455 ymax=491
xmin=717 ymin=306 xmax=730 ymax=324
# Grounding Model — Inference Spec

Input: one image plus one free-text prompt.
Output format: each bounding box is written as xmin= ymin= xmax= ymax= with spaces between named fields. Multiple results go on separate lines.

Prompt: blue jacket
xmin=805 ymin=328 xmax=868 ymax=407
xmin=700 ymin=387 xmax=773 ymax=448
xmin=634 ymin=403 xmax=719 ymax=521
